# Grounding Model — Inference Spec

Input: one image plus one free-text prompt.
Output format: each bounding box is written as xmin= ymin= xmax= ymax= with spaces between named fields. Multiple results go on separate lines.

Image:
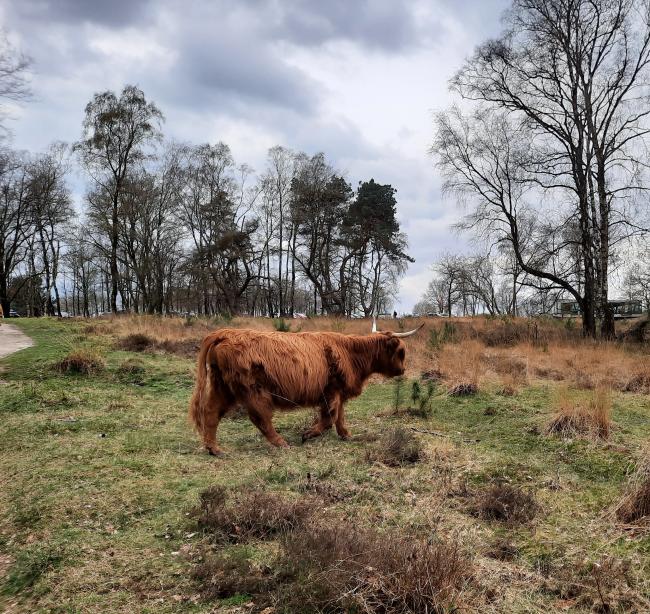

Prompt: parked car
xmin=8 ymin=309 xmax=20 ymax=317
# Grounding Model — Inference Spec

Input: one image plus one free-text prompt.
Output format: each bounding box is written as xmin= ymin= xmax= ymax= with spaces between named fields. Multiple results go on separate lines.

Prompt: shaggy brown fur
xmin=189 ymin=328 xmax=409 ymax=455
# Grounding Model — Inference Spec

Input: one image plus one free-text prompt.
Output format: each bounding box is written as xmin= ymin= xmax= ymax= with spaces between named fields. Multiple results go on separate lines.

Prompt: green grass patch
xmin=1 ymin=318 xmax=650 ymax=611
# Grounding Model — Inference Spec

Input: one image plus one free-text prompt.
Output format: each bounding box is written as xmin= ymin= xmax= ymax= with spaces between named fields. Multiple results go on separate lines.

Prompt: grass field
xmin=1 ymin=316 xmax=650 ymax=612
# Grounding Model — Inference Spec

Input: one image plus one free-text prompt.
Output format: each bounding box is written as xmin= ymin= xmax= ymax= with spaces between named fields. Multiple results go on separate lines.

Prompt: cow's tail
xmin=188 ymin=333 xmax=221 ymax=434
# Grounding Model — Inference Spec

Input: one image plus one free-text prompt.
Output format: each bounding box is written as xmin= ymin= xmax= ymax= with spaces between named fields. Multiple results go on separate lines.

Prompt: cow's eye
xmin=398 ymin=348 xmax=405 ymax=360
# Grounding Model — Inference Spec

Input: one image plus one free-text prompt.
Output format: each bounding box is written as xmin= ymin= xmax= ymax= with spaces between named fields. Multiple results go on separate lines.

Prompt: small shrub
xmin=117 ymin=332 xmax=154 ymax=352
xmin=448 ymin=381 xmax=479 ymax=397
xmin=546 ymin=388 xmax=611 ymax=440
xmin=621 ymin=366 xmax=650 ymax=394
xmin=421 ymin=368 xmax=443 ymax=381
xmin=429 ymin=321 xmax=457 ymax=350
xmin=117 ymin=358 xmax=145 ymax=375
xmin=192 ymin=550 xmax=269 ymax=602
xmin=616 ymin=458 xmax=650 ymax=524
xmin=480 ymin=321 xmax=526 ymax=347
xmin=55 ymin=350 xmax=105 ymax=375
xmin=485 ymin=537 xmax=519 ymax=561
xmin=486 ymin=354 xmax=527 ymax=379
xmin=330 ymin=318 xmax=346 ymax=333
xmin=468 ymin=484 xmax=538 ymax=525
xmin=409 ymin=377 xmax=436 ymax=417
xmin=157 ymin=338 xmax=199 ymax=358
xmin=367 ymin=427 xmax=423 ymax=466
xmin=193 ymin=486 xmax=314 ymax=542
xmin=545 ymin=557 xmax=636 ymax=613
xmin=194 ymin=518 xmax=472 ymax=613
xmin=393 ymin=375 xmax=405 ymax=412
xmin=279 ymin=523 xmax=471 ymax=613
xmin=272 ymin=318 xmax=291 ymax=332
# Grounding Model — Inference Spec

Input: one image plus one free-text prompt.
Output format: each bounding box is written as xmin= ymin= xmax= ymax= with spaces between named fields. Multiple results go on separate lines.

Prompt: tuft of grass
xmin=468 ymin=483 xmax=538 ymax=526
xmin=55 ymin=349 xmax=105 ymax=375
xmin=546 ymin=387 xmax=612 ymax=440
xmin=116 ymin=358 xmax=146 ymax=383
xmin=366 ymin=427 xmax=423 ymax=466
xmin=616 ymin=457 xmax=650 ymax=524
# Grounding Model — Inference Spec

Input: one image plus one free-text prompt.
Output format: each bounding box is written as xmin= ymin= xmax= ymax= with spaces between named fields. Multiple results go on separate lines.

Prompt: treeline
xmin=1 ymin=85 xmax=412 ymax=317
xmin=428 ymin=0 xmax=650 ymax=337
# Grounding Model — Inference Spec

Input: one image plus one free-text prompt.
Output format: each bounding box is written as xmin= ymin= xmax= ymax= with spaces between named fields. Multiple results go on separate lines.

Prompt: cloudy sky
xmin=1 ymin=0 xmax=510 ymax=312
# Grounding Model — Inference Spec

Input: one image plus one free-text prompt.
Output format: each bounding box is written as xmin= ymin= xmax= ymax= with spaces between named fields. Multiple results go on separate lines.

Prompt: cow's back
xmin=208 ymin=329 xmax=333 ymax=407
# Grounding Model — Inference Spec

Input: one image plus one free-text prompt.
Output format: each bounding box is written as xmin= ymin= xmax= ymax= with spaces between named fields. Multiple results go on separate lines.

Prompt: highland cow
xmin=189 ymin=323 xmax=422 ymax=455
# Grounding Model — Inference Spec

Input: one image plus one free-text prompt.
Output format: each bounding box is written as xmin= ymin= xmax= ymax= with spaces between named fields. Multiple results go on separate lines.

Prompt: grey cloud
xmin=13 ymin=0 xmax=429 ymax=52
xmin=265 ymin=0 xmax=421 ymax=51
xmin=11 ymin=0 xmax=153 ymax=27
xmin=171 ymin=31 xmax=317 ymax=113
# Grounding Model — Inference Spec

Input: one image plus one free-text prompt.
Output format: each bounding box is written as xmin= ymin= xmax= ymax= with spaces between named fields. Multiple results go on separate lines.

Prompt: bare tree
xmin=26 ymin=144 xmax=74 ymax=316
xmin=75 ymin=85 xmax=163 ymax=313
xmin=0 ymin=151 xmax=31 ymax=314
xmin=447 ymin=0 xmax=650 ymax=337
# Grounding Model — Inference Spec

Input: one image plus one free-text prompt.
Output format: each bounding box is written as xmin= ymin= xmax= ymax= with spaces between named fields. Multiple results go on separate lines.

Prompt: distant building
xmin=556 ymin=299 xmax=643 ymax=319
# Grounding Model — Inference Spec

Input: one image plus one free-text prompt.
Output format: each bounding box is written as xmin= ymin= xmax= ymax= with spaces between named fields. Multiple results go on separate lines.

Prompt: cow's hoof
xmin=206 ymin=446 xmax=225 ymax=457
xmin=301 ymin=430 xmax=321 ymax=442
xmin=273 ymin=438 xmax=290 ymax=449
xmin=337 ymin=430 xmax=351 ymax=441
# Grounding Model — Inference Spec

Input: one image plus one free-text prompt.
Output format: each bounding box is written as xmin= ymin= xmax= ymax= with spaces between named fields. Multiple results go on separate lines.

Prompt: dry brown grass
xmin=438 ymin=339 xmax=484 ymax=395
xmin=55 ymin=349 xmax=105 ymax=375
xmin=546 ymin=387 xmax=612 ymax=440
xmin=89 ymin=314 xmax=650 ymax=395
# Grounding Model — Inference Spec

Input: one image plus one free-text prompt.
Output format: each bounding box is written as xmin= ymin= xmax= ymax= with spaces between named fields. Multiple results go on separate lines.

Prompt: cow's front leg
xmin=302 ymin=395 xmax=339 ymax=442
xmin=335 ymin=402 xmax=351 ymax=440
xmin=246 ymin=394 xmax=289 ymax=448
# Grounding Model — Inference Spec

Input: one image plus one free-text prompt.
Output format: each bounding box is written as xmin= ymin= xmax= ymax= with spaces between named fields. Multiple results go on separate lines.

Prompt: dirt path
xmin=0 ymin=322 xmax=33 ymax=359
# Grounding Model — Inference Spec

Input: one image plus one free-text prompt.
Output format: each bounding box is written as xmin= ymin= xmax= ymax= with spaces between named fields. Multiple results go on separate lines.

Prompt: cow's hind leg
xmin=302 ymin=396 xmax=339 ymax=442
xmin=246 ymin=394 xmax=289 ymax=448
xmin=202 ymin=399 xmax=231 ymax=456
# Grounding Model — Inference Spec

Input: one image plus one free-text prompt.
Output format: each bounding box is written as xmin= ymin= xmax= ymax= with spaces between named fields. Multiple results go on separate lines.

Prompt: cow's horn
xmin=372 ymin=316 xmax=378 ymax=333
xmin=391 ymin=323 xmax=425 ymax=338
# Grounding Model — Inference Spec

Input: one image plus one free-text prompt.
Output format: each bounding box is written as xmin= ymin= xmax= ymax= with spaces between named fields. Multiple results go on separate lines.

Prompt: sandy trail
xmin=0 ymin=322 xmax=33 ymax=359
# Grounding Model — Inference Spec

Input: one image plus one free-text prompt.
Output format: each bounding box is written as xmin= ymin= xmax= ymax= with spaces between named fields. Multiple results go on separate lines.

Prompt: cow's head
xmin=372 ymin=319 xmax=424 ymax=377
